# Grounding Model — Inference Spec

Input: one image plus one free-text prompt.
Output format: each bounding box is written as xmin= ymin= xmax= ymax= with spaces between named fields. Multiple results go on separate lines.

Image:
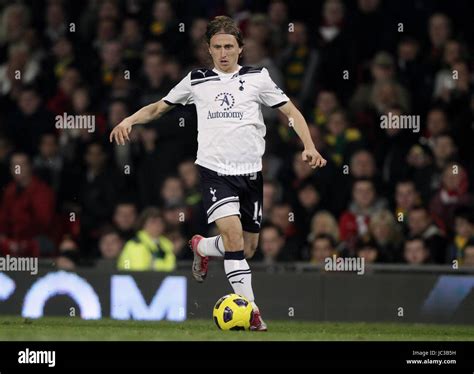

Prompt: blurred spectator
xmin=107 ymin=99 xmax=138 ymax=170
xmin=117 ymin=207 xmax=175 ymax=271
xmin=462 ymin=239 xmax=474 ymax=267
xmin=405 ymin=143 xmax=436 ymax=204
xmin=112 ymin=201 xmax=138 ymax=241
xmin=355 ymin=236 xmax=382 ymax=264
xmin=0 ymin=136 xmax=13 ymax=189
xmin=324 ymin=109 xmax=364 ymax=167
xmin=258 ymin=224 xmax=294 ymax=264
xmin=33 ymin=133 xmax=64 ymax=193
xmin=55 ymin=237 xmax=80 ymax=270
xmin=407 ymin=205 xmax=447 ymax=263
xmin=163 ymin=201 xmax=188 ymax=235
xmin=120 ymin=16 xmax=143 ymax=74
xmin=263 ymin=179 xmax=282 ymax=219
xmin=394 ymin=179 xmax=421 ymax=223
xmin=269 ymin=201 xmax=299 ymax=244
xmin=99 ymin=40 xmax=125 ymax=90
xmin=178 ymin=159 xmax=207 ymax=235
xmin=310 ymin=234 xmax=336 ymax=265
xmin=426 ymin=13 xmax=452 ymax=72
xmin=278 ymin=21 xmax=319 ymax=107
xmin=44 ymin=2 xmax=67 ymax=47
xmin=310 ymin=89 xmax=339 ymax=128
xmin=93 ymin=18 xmax=118 ymax=52
xmin=246 ymin=14 xmax=271 ymax=52
xmin=404 ymin=236 xmax=432 ymax=265
xmin=448 ymin=207 xmax=474 ymax=264
xmin=351 ymin=52 xmax=410 ymax=115
xmin=6 ymin=85 xmax=55 ymax=156
xmin=350 ymin=0 xmax=388 ymax=67
xmin=166 ymin=229 xmax=190 ymax=260
xmin=308 ymin=210 xmax=340 ymax=243
xmin=294 ymin=178 xmax=322 ymax=235
xmin=339 ymin=178 xmax=387 ymax=252
xmin=396 ymin=36 xmax=426 ymax=111
xmin=369 ymin=209 xmax=402 ymax=262
xmin=425 ymin=107 xmax=449 ymax=141
xmin=160 ymin=175 xmax=185 ymax=207
xmin=98 ymin=227 xmax=124 ymax=260
xmin=375 ymin=106 xmax=417 ymax=190
xmin=333 ymin=148 xmax=380 ymax=215
xmin=45 ymin=36 xmax=76 ymax=85
xmin=316 ymin=0 xmax=352 ymax=100
xmin=430 ymin=133 xmax=458 ymax=186
xmin=433 ymin=40 xmax=465 ymax=100
xmin=77 ymin=141 xmax=124 ymax=256
xmin=430 ymin=163 xmax=473 ymax=232
xmin=148 ymin=0 xmax=184 ymax=56
xmin=267 ymin=0 xmax=288 ymax=56
xmin=0 ymin=42 xmax=40 ymax=97
xmin=0 ymin=153 xmax=55 ymax=257
xmin=0 ymin=4 xmax=30 ymax=48
xmin=47 ymin=66 xmax=82 ymax=115
xmin=138 ymin=52 xmax=172 ymax=106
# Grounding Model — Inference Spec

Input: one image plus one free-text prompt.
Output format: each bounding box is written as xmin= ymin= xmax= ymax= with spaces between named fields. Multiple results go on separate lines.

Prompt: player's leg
xmin=191 ymin=227 xmax=258 ymax=260
xmin=194 ymin=234 xmax=225 ymax=257
xmin=243 ymin=231 xmax=259 ymax=259
xmin=189 ymin=165 xmax=239 ymax=282
xmin=237 ymin=171 xmax=267 ymax=331
xmin=214 ymin=215 xmax=260 ymax=317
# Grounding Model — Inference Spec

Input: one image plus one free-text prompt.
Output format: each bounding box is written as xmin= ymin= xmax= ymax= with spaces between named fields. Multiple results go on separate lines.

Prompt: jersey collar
xmin=212 ymin=65 xmax=242 ymax=77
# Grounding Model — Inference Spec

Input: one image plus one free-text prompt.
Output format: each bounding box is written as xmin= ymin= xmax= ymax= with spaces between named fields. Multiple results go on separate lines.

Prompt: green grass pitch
xmin=1 ymin=317 xmax=474 ymax=341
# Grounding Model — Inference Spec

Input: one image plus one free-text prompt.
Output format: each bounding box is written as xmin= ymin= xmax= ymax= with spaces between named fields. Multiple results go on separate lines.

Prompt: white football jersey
xmin=162 ymin=65 xmax=289 ymax=175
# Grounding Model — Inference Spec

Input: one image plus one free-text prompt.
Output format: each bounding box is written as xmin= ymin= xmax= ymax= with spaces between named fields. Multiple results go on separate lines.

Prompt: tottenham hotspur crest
xmin=210 ymin=188 xmax=217 ymax=202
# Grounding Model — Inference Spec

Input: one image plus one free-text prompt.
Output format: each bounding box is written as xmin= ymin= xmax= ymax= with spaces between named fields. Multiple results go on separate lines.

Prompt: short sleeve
xmin=257 ymin=68 xmax=289 ymax=108
xmin=163 ymin=72 xmax=194 ymax=105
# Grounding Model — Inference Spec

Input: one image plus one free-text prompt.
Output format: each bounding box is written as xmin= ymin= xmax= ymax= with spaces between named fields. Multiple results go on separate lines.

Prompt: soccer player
xmin=110 ymin=16 xmax=327 ymax=331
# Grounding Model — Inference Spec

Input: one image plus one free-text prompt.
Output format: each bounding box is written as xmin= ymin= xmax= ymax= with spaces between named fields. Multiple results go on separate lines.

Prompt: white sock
xmin=224 ymin=250 xmax=255 ymax=307
xmin=197 ymin=235 xmax=225 ymax=257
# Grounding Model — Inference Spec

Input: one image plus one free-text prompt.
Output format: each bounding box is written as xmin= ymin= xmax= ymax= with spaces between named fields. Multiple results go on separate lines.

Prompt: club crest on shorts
xmin=210 ymin=187 xmax=217 ymax=202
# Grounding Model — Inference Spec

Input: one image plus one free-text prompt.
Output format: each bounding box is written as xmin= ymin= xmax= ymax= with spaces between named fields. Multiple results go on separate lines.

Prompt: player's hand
xmin=302 ymin=148 xmax=327 ymax=169
xmin=110 ymin=119 xmax=133 ymax=145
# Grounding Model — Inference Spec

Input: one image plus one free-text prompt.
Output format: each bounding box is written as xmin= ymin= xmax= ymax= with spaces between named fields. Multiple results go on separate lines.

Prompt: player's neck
xmin=213 ymin=64 xmax=240 ymax=75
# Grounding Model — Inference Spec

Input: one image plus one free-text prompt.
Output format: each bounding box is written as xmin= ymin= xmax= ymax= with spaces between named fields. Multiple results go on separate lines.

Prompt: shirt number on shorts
xmin=253 ymin=201 xmax=262 ymax=226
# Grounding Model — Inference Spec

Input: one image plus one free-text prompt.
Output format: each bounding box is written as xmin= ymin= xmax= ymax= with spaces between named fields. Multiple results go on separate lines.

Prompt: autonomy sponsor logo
xmin=207 ymin=92 xmax=244 ymax=120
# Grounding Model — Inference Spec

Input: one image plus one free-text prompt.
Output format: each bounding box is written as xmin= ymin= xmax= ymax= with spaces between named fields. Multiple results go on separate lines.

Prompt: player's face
xmin=209 ymin=33 xmax=242 ymax=73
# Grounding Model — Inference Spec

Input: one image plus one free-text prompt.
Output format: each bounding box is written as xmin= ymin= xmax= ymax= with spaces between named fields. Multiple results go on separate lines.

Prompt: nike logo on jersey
xmin=231 ymin=278 xmax=244 ymax=284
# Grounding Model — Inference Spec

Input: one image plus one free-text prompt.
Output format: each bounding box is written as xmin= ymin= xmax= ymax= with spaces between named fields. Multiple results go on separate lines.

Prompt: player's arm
xmin=109 ymin=100 xmax=174 ymax=145
xmin=278 ymin=101 xmax=327 ymax=169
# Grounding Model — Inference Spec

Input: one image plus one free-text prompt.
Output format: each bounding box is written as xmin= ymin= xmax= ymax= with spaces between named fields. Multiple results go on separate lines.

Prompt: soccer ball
xmin=213 ymin=293 xmax=253 ymax=331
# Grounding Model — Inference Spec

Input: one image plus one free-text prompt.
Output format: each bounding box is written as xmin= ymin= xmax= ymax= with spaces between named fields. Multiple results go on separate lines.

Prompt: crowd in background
xmin=0 ymin=0 xmax=473 ymax=270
